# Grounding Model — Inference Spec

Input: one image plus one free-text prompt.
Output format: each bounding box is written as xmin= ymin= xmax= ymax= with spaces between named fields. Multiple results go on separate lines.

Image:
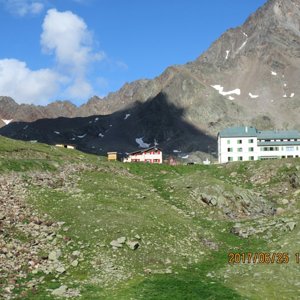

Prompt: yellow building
xmin=107 ymin=152 xmax=118 ymax=161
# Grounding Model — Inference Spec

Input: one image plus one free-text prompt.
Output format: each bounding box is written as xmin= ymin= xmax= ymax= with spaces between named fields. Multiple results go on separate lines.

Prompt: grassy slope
xmin=1 ymin=136 xmax=300 ymax=299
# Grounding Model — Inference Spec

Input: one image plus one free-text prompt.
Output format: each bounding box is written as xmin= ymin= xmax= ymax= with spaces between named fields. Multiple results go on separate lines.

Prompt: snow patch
xmin=54 ymin=131 xmax=60 ymax=135
xmin=211 ymin=85 xmax=241 ymax=96
xmin=77 ymin=134 xmax=87 ymax=138
xmin=98 ymin=133 xmax=104 ymax=138
xmin=124 ymin=114 xmax=131 ymax=120
xmin=225 ymin=50 xmax=230 ymax=60
xmin=283 ymin=94 xmax=287 ymax=98
xmin=271 ymin=71 xmax=277 ymax=76
xmin=135 ymin=137 xmax=150 ymax=148
xmin=173 ymin=150 xmax=181 ymax=153
xmin=228 ymin=96 xmax=235 ymax=101
xmin=237 ymin=40 xmax=247 ymax=52
xmin=242 ymin=32 xmax=248 ymax=37
xmin=95 ymin=117 xmax=99 ymax=122
xmin=284 ymin=83 xmax=287 ymax=87
xmin=181 ymin=155 xmax=189 ymax=159
xmin=2 ymin=119 xmax=13 ymax=125
xmin=290 ymin=93 xmax=295 ymax=98
xmin=71 ymin=138 xmax=76 ymax=140
xmin=249 ymin=93 xmax=259 ymax=99
xmin=23 ymin=125 xmax=28 ymax=130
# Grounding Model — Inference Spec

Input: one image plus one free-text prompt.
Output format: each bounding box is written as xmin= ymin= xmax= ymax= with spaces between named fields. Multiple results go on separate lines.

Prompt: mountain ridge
xmin=1 ymin=0 xmax=300 ymax=155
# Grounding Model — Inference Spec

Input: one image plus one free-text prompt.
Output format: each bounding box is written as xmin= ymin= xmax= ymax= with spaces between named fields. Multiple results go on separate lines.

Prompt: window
xmin=249 ymin=156 xmax=254 ymax=161
xmin=237 ymin=140 xmax=242 ymax=144
xmin=248 ymin=139 xmax=254 ymax=143
xmin=261 ymin=146 xmax=279 ymax=151
xmin=227 ymin=140 xmax=231 ymax=144
xmin=227 ymin=148 xmax=233 ymax=152
xmin=286 ymin=146 xmax=294 ymax=152
xmin=238 ymin=148 xmax=243 ymax=152
xmin=153 ymin=159 xmax=160 ymax=163
xmin=248 ymin=147 xmax=254 ymax=152
xmin=228 ymin=157 xmax=233 ymax=162
xmin=238 ymin=156 xmax=243 ymax=161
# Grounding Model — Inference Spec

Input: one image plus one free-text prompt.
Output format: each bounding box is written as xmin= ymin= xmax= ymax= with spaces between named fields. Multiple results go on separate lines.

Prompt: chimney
xmin=245 ymin=126 xmax=248 ymax=133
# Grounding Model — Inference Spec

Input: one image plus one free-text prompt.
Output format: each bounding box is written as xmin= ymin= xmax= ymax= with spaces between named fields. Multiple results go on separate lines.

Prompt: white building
xmin=218 ymin=126 xmax=300 ymax=163
xmin=123 ymin=147 xmax=163 ymax=164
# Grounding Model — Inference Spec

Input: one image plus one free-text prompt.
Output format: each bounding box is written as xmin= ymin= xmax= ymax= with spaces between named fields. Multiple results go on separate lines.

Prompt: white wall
xmin=124 ymin=151 xmax=163 ymax=164
xmin=218 ymin=136 xmax=258 ymax=163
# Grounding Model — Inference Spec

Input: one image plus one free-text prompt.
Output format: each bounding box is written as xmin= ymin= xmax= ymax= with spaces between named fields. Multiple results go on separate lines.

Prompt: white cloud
xmin=0 ymin=8 xmax=111 ymax=104
xmin=0 ymin=58 xmax=61 ymax=104
xmin=41 ymin=9 xmax=104 ymax=75
xmin=66 ymin=78 xmax=93 ymax=99
xmin=1 ymin=0 xmax=44 ymax=16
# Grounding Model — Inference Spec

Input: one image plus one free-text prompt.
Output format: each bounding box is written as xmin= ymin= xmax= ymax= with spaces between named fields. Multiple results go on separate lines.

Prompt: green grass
xmin=1 ymin=136 xmax=300 ymax=299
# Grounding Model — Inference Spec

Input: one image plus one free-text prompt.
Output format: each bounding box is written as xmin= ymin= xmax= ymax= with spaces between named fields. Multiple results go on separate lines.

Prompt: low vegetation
xmin=1 ymin=136 xmax=300 ymax=299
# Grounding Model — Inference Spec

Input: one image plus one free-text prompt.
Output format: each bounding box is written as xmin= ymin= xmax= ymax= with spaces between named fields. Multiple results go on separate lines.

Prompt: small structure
xmin=203 ymin=158 xmax=211 ymax=165
xmin=107 ymin=152 xmax=118 ymax=161
xmin=123 ymin=147 xmax=162 ymax=164
xmin=55 ymin=144 xmax=76 ymax=149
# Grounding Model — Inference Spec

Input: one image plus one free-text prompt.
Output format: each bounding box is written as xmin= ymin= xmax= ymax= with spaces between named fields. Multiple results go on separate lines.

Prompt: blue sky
xmin=0 ymin=0 xmax=267 ymax=105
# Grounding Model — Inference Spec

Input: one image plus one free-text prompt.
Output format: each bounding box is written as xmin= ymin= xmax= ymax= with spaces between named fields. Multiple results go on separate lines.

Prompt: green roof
xmin=219 ymin=127 xmax=300 ymax=139
xmin=257 ymin=130 xmax=300 ymax=140
xmin=218 ymin=126 xmax=257 ymax=138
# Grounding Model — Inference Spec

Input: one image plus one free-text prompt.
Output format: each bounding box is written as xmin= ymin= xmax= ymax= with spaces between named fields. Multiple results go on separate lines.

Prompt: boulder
xmin=126 ymin=241 xmax=140 ymax=250
xmin=51 ymin=285 xmax=68 ymax=297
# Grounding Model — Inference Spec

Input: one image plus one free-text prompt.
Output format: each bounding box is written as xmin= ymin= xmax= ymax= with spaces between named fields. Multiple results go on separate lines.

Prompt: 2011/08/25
xmin=228 ymin=252 xmax=300 ymax=264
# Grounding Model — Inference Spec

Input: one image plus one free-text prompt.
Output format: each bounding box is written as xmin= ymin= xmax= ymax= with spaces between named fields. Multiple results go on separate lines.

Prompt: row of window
xmin=228 ymin=156 xmax=254 ymax=162
xmin=227 ymin=154 xmax=300 ymax=162
xmin=260 ymin=139 xmax=300 ymax=142
xmin=228 ymin=146 xmax=300 ymax=153
xmin=227 ymin=139 xmax=254 ymax=145
xmin=228 ymin=147 xmax=254 ymax=152
xmin=260 ymin=146 xmax=299 ymax=151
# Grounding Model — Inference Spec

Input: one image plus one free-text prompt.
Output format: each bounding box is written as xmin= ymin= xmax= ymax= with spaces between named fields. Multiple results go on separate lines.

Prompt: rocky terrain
xmin=1 ymin=0 xmax=299 ymax=156
xmin=1 ymin=136 xmax=300 ymax=299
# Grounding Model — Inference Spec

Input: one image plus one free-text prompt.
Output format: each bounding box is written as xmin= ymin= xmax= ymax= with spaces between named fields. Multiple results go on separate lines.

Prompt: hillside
xmin=1 ymin=137 xmax=300 ymax=299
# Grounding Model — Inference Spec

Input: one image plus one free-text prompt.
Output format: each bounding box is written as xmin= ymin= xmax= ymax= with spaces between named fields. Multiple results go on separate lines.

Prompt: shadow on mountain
xmin=0 ymin=92 xmax=217 ymax=157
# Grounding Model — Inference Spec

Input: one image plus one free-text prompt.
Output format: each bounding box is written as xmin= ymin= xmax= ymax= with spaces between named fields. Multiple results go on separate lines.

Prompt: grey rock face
xmin=1 ymin=0 xmax=300 ymax=154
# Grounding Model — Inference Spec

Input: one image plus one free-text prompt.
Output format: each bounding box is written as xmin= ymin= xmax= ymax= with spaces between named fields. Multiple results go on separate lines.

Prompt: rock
xmin=51 ymin=285 xmax=68 ymax=297
xmin=290 ymin=173 xmax=300 ymax=188
xmin=276 ymin=207 xmax=285 ymax=215
xmin=287 ymin=222 xmax=296 ymax=231
xmin=126 ymin=241 xmax=140 ymax=250
xmin=116 ymin=237 xmax=126 ymax=244
xmin=0 ymin=213 xmax=5 ymax=220
xmin=72 ymin=250 xmax=81 ymax=257
xmin=134 ymin=234 xmax=141 ymax=240
xmin=210 ymin=198 xmax=218 ymax=206
xmin=110 ymin=240 xmax=123 ymax=248
xmin=56 ymin=266 xmax=66 ymax=274
xmin=48 ymin=249 xmax=62 ymax=261
xmin=71 ymin=260 xmax=78 ymax=267
xmin=281 ymin=199 xmax=289 ymax=205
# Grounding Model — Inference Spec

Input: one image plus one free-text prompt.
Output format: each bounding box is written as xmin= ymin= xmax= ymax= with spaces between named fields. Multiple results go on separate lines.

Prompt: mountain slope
xmin=1 ymin=0 xmax=300 ymax=154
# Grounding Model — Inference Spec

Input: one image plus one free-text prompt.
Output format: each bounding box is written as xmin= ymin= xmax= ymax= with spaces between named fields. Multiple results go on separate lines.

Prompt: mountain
xmin=1 ymin=0 xmax=300 ymax=156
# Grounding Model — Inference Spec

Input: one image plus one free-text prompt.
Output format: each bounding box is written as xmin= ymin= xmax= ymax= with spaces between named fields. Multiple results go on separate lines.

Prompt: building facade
xmin=107 ymin=152 xmax=118 ymax=161
xmin=218 ymin=126 xmax=300 ymax=163
xmin=123 ymin=147 xmax=162 ymax=164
